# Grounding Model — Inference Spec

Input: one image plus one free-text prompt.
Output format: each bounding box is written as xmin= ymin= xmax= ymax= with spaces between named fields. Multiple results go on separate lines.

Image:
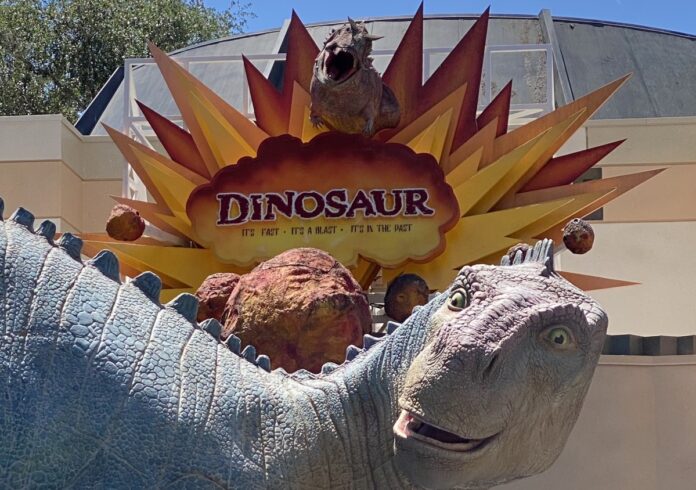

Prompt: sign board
xmin=187 ymin=133 xmax=460 ymax=267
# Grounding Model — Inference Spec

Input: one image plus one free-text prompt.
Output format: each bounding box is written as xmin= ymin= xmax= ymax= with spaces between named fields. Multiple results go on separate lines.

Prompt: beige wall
xmin=0 ymin=115 xmax=123 ymax=233
xmin=558 ymin=221 xmax=696 ymax=336
xmin=502 ymin=355 xmax=696 ymax=490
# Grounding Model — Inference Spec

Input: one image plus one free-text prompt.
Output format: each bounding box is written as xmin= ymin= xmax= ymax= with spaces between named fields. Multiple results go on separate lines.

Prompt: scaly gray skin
xmin=0 ymin=198 xmax=608 ymax=489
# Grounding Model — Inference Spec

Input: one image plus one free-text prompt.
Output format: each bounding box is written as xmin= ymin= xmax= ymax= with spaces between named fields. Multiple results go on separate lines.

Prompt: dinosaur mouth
xmin=394 ymin=411 xmax=497 ymax=453
xmin=323 ymin=48 xmax=357 ymax=82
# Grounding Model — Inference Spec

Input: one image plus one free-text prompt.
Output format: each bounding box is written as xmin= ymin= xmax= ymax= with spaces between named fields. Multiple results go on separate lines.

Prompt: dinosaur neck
xmin=325 ymin=294 xmax=446 ymax=486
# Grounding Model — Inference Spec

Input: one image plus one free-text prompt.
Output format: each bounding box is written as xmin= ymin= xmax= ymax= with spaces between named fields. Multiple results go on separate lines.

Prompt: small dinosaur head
xmin=315 ymin=18 xmax=382 ymax=84
xmin=392 ymin=240 xmax=608 ymax=489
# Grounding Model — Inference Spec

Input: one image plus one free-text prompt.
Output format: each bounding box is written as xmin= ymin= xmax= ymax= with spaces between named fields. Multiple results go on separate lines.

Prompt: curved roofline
xmin=550 ymin=15 xmax=696 ymax=41
xmin=168 ymin=11 xmax=696 ymax=57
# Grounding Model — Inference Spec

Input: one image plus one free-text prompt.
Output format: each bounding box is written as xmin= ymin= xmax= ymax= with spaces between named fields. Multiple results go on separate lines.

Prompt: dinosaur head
xmin=392 ymin=240 xmax=608 ymax=489
xmin=315 ymin=18 xmax=382 ymax=84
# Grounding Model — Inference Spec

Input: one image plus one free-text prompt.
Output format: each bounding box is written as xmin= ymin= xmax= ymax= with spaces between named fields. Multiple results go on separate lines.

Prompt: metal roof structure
xmin=79 ymin=10 xmax=696 ymax=135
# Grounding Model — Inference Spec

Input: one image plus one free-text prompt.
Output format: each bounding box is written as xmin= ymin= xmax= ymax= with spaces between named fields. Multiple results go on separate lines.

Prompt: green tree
xmin=0 ymin=0 xmax=252 ymax=121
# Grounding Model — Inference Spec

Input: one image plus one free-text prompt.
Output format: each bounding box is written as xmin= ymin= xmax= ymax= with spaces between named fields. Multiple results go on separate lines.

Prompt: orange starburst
xmin=82 ymin=7 xmax=655 ymax=301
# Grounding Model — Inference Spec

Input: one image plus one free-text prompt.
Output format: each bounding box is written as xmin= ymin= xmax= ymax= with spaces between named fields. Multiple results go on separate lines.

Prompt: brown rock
xmin=384 ymin=274 xmax=429 ymax=323
xmin=106 ymin=204 xmax=145 ymax=241
xmin=222 ymin=248 xmax=372 ymax=373
xmin=195 ymin=273 xmax=241 ymax=323
xmin=563 ymin=218 xmax=595 ymax=254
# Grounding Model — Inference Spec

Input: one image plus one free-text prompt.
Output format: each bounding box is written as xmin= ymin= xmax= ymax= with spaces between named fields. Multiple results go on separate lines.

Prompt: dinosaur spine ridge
xmin=37 ymin=220 xmax=56 ymax=243
xmin=10 ymin=207 xmax=35 ymax=230
xmin=57 ymin=233 xmax=83 ymax=261
xmin=0 ymin=200 xmax=278 ymax=377
xmin=165 ymin=293 xmax=198 ymax=322
xmin=87 ymin=250 xmax=121 ymax=282
xmin=500 ymin=239 xmax=555 ymax=274
xmin=130 ymin=271 xmax=162 ymax=302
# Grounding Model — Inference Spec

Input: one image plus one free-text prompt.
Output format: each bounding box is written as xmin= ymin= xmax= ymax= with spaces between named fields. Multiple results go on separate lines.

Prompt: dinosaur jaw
xmin=393 ymin=410 xmax=498 ymax=455
xmin=322 ymin=48 xmax=358 ymax=83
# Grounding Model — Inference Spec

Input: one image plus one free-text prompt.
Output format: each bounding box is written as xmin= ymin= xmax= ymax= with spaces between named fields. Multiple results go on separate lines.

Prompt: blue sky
xmin=210 ymin=0 xmax=696 ymax=36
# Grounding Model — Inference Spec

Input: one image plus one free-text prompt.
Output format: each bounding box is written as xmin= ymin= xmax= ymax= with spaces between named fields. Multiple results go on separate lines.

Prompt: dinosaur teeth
xmin=167 ymin=293 xmax=199 ymax=322
xmin=241 ymin=345 xmax=256 ymax=362
xmin=345 ymin=345 xmax=361 ymax=361
xmin=200 ymin=318 xmax=222 ymax=339
xmin=386 ymin=321 xmax=401 ymax=334
xmin=321 ymin=362 xmax=338 ymax=374
xmin=131 ymin=271 xmax=162 ymax=302
xmin=255 ymin=355 xmax=271 ymax=372
xmin=225 ymin=335 xmax=241 ymax=354
xmin=57 ymin=233 xmax=83 ymax=261
xmin=10 ymin=208 xmax=35 ymax=230
xmin=512 ymin=249 xmax=524 ymax=265
xmin=88 ymin=250 xmax=120 ymax=282
xmin=37 ymin=220 xmax=56 ymax=243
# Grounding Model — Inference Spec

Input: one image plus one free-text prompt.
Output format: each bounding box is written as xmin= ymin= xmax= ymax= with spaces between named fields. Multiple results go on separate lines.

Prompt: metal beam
xmin=539 ymin=9 xmax=574 ymax=105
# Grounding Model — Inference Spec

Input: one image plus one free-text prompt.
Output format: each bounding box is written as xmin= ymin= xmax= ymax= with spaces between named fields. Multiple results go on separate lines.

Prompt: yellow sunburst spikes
xmin=493 ymin=74 xmax=631 ymax=167
xmin=383 ymin=197 xmax=576 ymax=290
xmin=516 ymin=169 xmax=665 ymax=243
xmin=287 ymin=82 xmax=312 ymax=139
xmin=148 ymin=43 xmax=268 ymax=175
xmin=450 ymin=135 xmax=544 ymax=216
xmin=129 ymin=147 xmax=196 ymax=216
xmin=391 ymin=84 xmax=467 ymax=161
xmin=187 ymin=91 xmax=259 ymax=170
xmin=111 ymin=196 xmax=192 ymax=240
xmin=508 ymin=191 xmax=608 ymax=239
xmin=467 ymin=109 xmax=585 ymax=215
xmin=406 ymin=109 xmax=453 ymax=161
xmin=444 ymin=117 xmax=498 ymax=176
xmin=289 ymin=81 xmax=328 ymax=142
xmin=446 ymin=147 xmax=483 ymax=189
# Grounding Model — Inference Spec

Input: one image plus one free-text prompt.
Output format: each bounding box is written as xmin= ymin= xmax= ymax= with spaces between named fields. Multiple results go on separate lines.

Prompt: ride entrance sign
xmin=187 ymin=133 xmax=460 ymax=267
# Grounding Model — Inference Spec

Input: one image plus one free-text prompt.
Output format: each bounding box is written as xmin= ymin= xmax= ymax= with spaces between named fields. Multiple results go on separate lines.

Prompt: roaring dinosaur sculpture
xmin=0 ymin=198 xmax=608 ymax=489
xmin=310 ymin=18 xmax=401 ymax=136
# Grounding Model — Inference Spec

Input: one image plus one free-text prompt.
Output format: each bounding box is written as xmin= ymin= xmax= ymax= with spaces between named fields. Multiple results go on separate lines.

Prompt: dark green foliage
xmin=0 ymin=0 xmax=253 ymax=121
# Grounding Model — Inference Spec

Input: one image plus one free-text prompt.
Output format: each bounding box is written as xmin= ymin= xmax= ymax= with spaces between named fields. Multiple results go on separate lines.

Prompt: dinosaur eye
xmin=542 ymin=326 xmax=575 ymax=349
xmin=448 ymin=290 xmax=468 ymax=311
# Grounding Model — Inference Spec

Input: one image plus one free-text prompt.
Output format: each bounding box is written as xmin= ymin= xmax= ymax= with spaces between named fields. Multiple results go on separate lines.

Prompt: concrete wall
xmin=0 ymin=115 xmax=123 ymax=233
xmin=502 ymin=355 xmax=696 ymax=490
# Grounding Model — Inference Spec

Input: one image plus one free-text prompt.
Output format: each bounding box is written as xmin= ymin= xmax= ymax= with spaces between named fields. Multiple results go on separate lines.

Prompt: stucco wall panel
xmin=588 ymin=118 xmax=696 ymax=165
xmin=558 ymin=221 xmax=696 ymax=336
xmin=82 ymin=180 xmax=122 ymax=233
xmin=503 ymin=356 xmax=696 ymax=490
xmin=0 ymin=161 xmax=62 ymax=219
xmin=601 ymin=164 xmax=696 ymax=221
xmin=59 ymin=164 xmax=83 ymax=230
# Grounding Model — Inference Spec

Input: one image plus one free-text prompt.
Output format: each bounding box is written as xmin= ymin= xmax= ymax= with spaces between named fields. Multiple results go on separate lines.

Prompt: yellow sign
xmin=187 ymin=133 xmax=460 ymax=267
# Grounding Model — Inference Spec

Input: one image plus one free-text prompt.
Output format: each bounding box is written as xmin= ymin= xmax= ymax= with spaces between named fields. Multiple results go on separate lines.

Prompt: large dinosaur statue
xmin=0 ymin=198 xmax=608 ymax=489
xmin=310 ymin=18 xmax=400 ymax=136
